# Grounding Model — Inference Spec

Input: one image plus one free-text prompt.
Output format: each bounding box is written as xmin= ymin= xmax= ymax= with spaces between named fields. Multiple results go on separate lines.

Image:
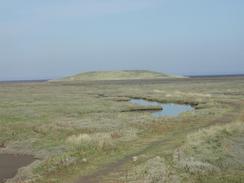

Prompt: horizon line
xmin=1 ymin=73 xmax=244 ymax=83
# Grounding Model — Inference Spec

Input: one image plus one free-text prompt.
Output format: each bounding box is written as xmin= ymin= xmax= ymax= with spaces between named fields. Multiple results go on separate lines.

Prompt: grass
xmin=58 ymin=70 xmax=181 ymax=81
xmin=176 ymin=121 xmax=244 ymax=182
xmin=0 ymin=76 xmax=243 ymax=183
xmin=66 ymin=132 xmax=114 ymax=150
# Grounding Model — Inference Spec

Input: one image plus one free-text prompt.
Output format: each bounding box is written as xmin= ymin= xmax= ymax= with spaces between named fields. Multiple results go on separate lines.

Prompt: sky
xmin=0 ymin=0 xmax=244 ymax=80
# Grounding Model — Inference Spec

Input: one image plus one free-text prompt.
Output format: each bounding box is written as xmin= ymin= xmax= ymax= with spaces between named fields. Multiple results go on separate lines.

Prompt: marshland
xmin=0 ymin=72 xmax=243 ymax=183
xmin=2 ymin=0 xmax=244 ymax=182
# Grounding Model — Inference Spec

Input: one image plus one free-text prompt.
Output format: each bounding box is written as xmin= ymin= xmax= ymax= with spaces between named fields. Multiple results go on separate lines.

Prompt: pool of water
xmin=0 ymin=154 xmax=35 ymax=183
xmin=129 ymin=99 xmax=193 ymax=117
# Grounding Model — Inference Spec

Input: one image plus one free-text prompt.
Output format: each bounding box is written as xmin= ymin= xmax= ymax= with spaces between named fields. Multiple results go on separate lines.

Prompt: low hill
xmin=59 ymin=70 xmax=182 ymax=81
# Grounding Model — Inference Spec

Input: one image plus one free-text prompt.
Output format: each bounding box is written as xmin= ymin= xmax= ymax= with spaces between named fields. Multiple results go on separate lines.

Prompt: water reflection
xmin=130 ymin=99 xmax=193 ymax=117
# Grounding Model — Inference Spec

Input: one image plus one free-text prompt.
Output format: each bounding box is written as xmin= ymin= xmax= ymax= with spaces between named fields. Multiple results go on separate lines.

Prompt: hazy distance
xmin=0 ymin=0 xmax=244 ymax=80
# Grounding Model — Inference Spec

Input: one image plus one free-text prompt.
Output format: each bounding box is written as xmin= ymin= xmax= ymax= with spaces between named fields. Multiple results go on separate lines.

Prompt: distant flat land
xmin=0 ymin=80 xmax=48 ymax=84
xmin=189 ymin=74 xmax=244 ymax=78
xmin=1 ymin=74 xmax=243 ymax=84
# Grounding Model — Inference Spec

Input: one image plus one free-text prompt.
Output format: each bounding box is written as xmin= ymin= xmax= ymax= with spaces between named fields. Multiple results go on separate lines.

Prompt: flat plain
xmin=0 ymin=76 xmax=243 ymax=183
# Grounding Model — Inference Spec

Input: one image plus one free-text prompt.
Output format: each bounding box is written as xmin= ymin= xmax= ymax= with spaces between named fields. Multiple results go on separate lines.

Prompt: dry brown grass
xmin=145 ymin=122 xmax=172 ymax=134
xmin=66 ymin=133 xmax=114 ymax=150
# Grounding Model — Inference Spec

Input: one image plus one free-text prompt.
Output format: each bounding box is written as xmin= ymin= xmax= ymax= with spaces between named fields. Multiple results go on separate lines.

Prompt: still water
xmin=130 ymin=99 xmax=193 ymax=117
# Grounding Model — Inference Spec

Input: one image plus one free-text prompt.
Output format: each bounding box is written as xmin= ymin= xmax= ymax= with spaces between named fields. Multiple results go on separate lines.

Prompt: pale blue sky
xmin=0 ymin=0 xmax=244 ymax=80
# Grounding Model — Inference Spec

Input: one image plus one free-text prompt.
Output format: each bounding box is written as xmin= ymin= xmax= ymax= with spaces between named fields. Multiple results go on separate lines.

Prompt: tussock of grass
xmin=173 ymin=154 xmax=220 ymax=174
xmin=185 ymin=121 xmax=244 ymax=148
xmin=66 ymin=133 xmax=114 ymax=150
xmin=173 ymin=121 xmax=244 ymax=179
xmin=127 ymin=156 xmax=180 ymax=183
xmin=33 ymin=153 xmax=78 ymax=183
xmin=66 ymin=129 xmax=139 ymax=150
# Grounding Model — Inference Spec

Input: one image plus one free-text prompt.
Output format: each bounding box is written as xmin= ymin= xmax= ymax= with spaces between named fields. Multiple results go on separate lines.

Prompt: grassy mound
xmin=60 ymin=70 xmax=181 ymax=81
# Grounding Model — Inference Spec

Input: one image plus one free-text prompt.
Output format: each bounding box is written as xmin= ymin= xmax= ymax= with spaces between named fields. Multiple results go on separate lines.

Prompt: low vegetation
xmin=175 ymin=121 xmax=244 ymax=182
xmin=59 ymin=70 xmax=180 ymax=81
xmin=0 ymin=74 xmax=243 ymax=183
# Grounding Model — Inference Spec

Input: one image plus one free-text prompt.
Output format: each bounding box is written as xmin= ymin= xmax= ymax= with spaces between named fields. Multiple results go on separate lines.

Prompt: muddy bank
xmin=0 ymin=154 xmax=35 ymax=183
